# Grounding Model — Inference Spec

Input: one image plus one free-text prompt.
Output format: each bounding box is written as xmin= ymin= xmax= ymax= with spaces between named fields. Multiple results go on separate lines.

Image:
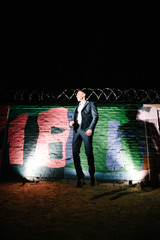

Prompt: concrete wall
xmin=1 ymin=104 xmax=160 ymax=182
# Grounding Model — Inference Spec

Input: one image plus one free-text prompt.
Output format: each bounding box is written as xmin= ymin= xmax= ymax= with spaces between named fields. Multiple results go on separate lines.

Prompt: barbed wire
xmin=0 ymin=88 xmax=160 ymax=104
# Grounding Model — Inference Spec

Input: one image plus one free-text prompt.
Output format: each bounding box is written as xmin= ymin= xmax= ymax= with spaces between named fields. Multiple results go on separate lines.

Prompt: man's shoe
xmin=75 ymin=173 xmax=85 ymax=188
xmin=75 ymin=178 xmax=82 ymax=188
xmin=90 ymin=176 xmax=95 ymax=186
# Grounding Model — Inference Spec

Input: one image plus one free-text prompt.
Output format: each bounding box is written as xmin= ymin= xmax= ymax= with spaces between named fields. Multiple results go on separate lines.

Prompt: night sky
xmin=1 ymin=20 xmax=156 ymax=92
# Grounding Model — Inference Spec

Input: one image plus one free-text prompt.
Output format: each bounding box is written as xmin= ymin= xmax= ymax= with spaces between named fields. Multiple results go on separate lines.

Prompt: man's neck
xmin=80 ymin=99 xmax=86 ymax=103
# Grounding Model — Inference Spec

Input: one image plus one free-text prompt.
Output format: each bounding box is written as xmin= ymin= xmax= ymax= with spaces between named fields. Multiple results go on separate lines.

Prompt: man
xmin=70 ymin=89 xmax=99 ymax=187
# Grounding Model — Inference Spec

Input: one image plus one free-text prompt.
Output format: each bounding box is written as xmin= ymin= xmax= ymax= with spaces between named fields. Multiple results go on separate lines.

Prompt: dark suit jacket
xmin=72 ymin=101 xmax=99 ymax=132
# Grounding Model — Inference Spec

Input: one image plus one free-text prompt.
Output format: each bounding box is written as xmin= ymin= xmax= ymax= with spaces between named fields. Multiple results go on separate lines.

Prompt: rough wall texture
xmin=1 ymin=104 xmax=160 ymax=182
xmin=0 ymin=105 xmax=9 ymax=173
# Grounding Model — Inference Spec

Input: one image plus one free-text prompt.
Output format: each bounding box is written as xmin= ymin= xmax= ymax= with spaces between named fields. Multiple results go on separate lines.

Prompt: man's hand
xmin=69 ymin=121 xmax=75 ymax=127
xmin=85 ymin=129 xmax=93 ymax=136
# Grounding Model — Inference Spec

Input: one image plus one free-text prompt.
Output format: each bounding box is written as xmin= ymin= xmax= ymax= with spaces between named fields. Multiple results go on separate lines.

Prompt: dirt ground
xmin=0 ymin=179 xmax=160 ymax=240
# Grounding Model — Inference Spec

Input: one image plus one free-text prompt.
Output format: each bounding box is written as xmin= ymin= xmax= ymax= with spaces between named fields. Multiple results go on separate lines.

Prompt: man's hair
xmin=77 ymin=88 xmax=87 ymax=95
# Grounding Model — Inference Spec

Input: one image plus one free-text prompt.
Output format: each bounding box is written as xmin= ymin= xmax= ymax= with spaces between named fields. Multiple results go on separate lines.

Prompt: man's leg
xmin=72 ymin=131 xmax=84 ymax=179
xmin=80 ymin=130 xmax=95 ymax=185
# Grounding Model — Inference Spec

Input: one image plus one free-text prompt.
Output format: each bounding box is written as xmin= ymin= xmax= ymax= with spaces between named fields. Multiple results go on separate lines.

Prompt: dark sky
xmin=1 ymin=21 xmax=155 ymax=91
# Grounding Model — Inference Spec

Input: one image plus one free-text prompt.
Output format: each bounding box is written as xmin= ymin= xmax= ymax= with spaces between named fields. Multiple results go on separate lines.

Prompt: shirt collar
xmin=79 ymin=100 xmax=86 ymax=105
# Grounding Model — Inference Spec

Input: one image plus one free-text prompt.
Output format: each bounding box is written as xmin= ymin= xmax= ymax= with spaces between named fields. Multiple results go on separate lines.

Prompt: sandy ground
xmin=0 ymin=179 xmax=160 ymax=240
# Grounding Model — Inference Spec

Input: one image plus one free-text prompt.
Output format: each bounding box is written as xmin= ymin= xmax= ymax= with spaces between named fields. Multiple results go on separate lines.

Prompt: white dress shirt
xmin=77 ymin=100 xmax=86 ymax=125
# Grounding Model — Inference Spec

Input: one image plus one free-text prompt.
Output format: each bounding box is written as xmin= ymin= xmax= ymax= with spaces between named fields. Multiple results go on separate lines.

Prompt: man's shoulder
xmin=88 ymin=101 xmax=96 ymax=106
xmin=87 ymin=101 xmax=94 ymax=104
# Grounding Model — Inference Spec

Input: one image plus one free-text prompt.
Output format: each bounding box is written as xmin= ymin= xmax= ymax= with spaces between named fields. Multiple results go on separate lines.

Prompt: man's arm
xmin=86 ymin=102 xmax=98 ymax=136
xmin=69 ymin=106 xmax=77 ymax=127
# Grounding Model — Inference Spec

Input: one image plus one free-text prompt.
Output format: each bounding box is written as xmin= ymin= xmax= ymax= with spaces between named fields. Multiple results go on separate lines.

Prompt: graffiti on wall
xmin=1 ymin=104 xmax=160 ymax=181
xmin=8 ymin=108 xmax=72 ymax=168
xmin=0 ymin=105 xmax=9 ymax=172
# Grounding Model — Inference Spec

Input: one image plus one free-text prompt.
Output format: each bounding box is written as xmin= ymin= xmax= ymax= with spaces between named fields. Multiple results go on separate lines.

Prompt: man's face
xmin=76 ymin=91 xmax=86 ymax=102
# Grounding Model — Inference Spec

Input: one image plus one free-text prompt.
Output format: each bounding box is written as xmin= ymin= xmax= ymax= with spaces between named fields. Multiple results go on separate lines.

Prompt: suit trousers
xmin=72 ymin=127 xmax=95 ymax=178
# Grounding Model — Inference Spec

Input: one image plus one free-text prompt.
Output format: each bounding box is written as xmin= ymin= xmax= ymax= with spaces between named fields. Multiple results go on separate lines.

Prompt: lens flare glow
xmin=24 ymin=151 xmax=44 ymax=177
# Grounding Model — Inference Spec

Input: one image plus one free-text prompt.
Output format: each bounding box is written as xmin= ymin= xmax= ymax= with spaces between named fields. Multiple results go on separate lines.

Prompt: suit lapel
xmin=75 ymin=102 xmax=81 ymax=113
xmin=75 ymin=101 xmax=89 ymax=113
xmin=81 ymin=101 xmax=89 ymax=111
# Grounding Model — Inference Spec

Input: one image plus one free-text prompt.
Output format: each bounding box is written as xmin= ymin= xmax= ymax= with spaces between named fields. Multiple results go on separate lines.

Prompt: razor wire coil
xmin=1 ymin=88 xmax=160 ymax=104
